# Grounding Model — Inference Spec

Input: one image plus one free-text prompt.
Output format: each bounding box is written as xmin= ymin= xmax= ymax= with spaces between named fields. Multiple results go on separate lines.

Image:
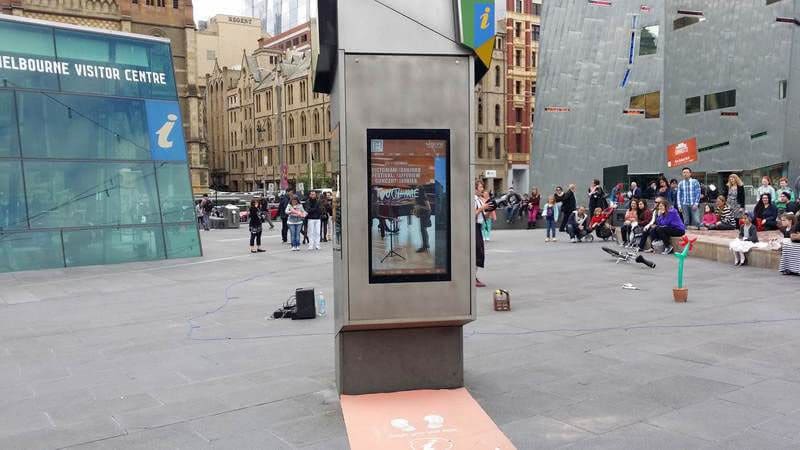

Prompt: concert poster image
xmin=367 ymin=129 xmax=451 ymax=284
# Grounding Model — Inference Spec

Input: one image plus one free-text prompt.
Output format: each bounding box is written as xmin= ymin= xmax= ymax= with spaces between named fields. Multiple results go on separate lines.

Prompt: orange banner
xmin=341 ymin=388 xmax=516 ymax=450
xmin=666 ymin=137 xmax=698 ymax=168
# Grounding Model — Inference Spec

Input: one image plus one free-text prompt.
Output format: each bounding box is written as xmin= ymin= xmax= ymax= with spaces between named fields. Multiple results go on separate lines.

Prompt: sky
xmin=192 ymin=0 xmax=506 ymax=25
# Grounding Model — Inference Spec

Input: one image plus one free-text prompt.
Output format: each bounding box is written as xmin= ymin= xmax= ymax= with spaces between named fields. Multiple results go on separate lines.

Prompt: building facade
xmin=1 ymin=0 xmax=210 ymax=193
xmin=533 ymin=0 xmax=800 ymax=199
xmin=205 ymin=46 xmax=331 ymax=192
xmin=257 ymin=21 xmax=311 ymax=53
xmin=196 ymin=14 xmax=263 ymax=88
xmin=476 ymin=25 xmax=508 ymax=194
xmin=254 ymin=0 xmax=310 ymax=37
xmin=505 ymin=0 xmax=541 ymax=191
xmin=0 ymin=15 xmax=200 ymax=273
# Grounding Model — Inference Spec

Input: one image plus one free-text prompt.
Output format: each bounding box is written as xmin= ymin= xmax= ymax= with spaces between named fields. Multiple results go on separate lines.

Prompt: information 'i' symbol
xmin=481 ymin=7 xmax=491 ymax=30
xmin=156 ymin=114 xmax=178 ymax=149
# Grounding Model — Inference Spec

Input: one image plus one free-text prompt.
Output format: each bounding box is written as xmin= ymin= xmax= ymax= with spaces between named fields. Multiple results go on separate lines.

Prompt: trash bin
xmin=224 ymin=205 xmax=240 ymax=229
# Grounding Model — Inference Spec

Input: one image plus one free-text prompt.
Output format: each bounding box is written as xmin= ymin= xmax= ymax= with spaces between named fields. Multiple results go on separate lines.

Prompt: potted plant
xmin=672 ymin=236 xmax=697 ymax=302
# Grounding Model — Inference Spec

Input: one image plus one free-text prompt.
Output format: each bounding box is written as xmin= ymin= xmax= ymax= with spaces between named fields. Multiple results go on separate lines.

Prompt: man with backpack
xmin=199 ymin=194 xmax=213 ymax=231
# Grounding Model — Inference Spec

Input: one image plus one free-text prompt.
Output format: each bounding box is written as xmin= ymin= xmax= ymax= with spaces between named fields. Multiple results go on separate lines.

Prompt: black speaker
xmin=293 ymin=288 xmax=316 ymax=320
xmin=313 ymin=0 xmax=338 ymax=94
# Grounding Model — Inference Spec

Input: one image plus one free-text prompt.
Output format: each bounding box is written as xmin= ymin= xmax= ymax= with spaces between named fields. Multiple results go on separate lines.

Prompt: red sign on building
xmin=666 ymin=137 xmax=698 ymax=168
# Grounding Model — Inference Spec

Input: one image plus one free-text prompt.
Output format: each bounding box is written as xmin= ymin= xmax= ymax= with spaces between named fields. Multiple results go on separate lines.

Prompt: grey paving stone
xmin=547 ymin=391 xmax=672 ymax=434
xmin=562 ymin=423 xmax=709 ymax=450
xmin=499 ymin=415 xmax=591 ymax=449
xmin=208 ymin=429 xmax=292 ymax=450
xmin=664 ymin=342 xmax=756 ymax=366
xmin=190 ymin=398 xmax=314 ymax=441
xmin=0 ymin=417 xmax=123 ymax=450
xmin=474 ymin=388 xmax=578 ymax=426
xmin=720 ymin=379 xmax=800 ymax=414
xmin=72 ymin=423 xmax=211 ymax=450
xmin=268 ymin=411 xmax=346 ymax=448
xmin=701 ymin=429 xmax=797 ymax=450
xmin=753 ymin=409 xmax=800 ymax=442
xmin=647 ymin=399 xmax=776 ymax=442
xmin=625 ymin=375 xmax=741 ymax=409
xmin=112 ymin=397 xmax=232 ymax=432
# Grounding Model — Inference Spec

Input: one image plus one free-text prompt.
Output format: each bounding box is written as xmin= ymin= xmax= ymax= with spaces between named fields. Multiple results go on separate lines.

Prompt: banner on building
xmin=454 ymin=1 xmax=496 ymax=81
xmin=666 ymin=137 xmax=698 ymax=168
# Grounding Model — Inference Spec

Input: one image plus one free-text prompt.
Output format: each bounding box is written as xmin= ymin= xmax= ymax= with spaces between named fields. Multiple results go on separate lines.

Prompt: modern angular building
xmin=0 ymin=15 xmax=201 ymax=273
xmin=533 ymin=0 xmax=800 ymax=200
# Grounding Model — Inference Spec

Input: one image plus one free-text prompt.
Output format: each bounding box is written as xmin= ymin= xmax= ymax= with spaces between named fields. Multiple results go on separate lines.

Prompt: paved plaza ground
xmin=2 ymin=226 xmax=800 ymax=449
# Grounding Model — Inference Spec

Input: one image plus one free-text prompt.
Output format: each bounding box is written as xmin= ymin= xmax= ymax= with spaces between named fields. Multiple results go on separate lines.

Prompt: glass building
xmin=0 ymin=15 xmax=201 ymax=273
xmin=256 ymin=0 xmax=310 ymax=36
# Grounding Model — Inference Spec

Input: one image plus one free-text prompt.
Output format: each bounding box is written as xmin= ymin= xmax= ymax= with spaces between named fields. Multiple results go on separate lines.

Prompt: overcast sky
xmin=192 ymin=0 xmax=505 ymax=24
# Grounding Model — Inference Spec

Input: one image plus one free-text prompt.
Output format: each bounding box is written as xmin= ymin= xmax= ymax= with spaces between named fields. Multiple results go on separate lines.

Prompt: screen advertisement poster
xmin=367 ymin=129 xmax=451 ymax=284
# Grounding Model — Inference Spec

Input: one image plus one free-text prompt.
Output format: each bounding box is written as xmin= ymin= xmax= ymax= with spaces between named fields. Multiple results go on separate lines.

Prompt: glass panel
xmin=0 ymin=90 xmax=19 ymax=157
xmin=0 ymin=231 xmax=64 ymax=272
xmin=0 ymin=160 xmax=27 ymax=230
xmin=779 ymin=80 xmax=787 ymax=100
xmin=17 ymin=92 xmax=149 ymax=160
xmin=25 ymin=161 xmax=160 ymax=229
xmin=156 ymin=163 xmax=195 ymax=223
xmin=62 ymin=226 xmax=164 ymax=267
xmin=639 ymin=25 xmax=659 ymax=56
xmin=367 ymin=130 xmax=451 ymax=284
xmin=164 ymin=223 xmax=201 ymax=258
xmin=630 ymin=92 xmax=660 ymax=118
xmin=685 ymin=96 xmax=701 ymax=114
xmin=0 ymin=21 xmax=59 ymax=90
xmin=673 ymin=16 xmax=705 ymax=30
xmin=704 ymin=89 xmax=736 ymax=111
xmin=54 ymin=29 xmax=177 ymax=100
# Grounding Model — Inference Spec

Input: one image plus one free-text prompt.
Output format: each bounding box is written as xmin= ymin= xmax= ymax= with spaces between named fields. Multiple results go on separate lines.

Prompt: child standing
xmin=756 ymin=176 xmax=776 ymax=202
xmin=543 ymin=196 xmax=557 ymax=242
xmin=701 ymin=204 xmax=718 ymax=228
xmin=482 ymin=191 xmax=496 ymax=241
xmin=729 ymin=213 xmax=759 ymax=266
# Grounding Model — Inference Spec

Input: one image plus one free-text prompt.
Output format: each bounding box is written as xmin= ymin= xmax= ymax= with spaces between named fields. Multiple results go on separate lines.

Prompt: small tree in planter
xmin=672 ymin=235 xmax=698 ymax=302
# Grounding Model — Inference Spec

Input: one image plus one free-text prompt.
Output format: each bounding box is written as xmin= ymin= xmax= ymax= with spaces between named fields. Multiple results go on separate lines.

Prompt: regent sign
xmin=0 ymin=54 xmax=168 ymax=85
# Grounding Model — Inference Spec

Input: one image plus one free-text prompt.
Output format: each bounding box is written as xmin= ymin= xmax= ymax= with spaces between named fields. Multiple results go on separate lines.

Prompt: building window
xmin=300 ymin=80 xmax=307 ymax=102
xmin=533 ymin=3 xmax=541 ymax=16
xmin=515 ymin=80 xmax=522 ymax=95
xmin=515 ymin=107 xmax=522 ymax=123
xmin=173 ymin=0 xmax=179 ymax=8
xmin=515 ymin=49 xmax=522 ymax=67
xmin=478 ymin=99 xmax=483 ymax=125
xmin=779 ymin=80 xmax=788 ymax=99
xmin=516 ymin=133 xmax=522 ymax=152
xmin=494 ymin=137 xmax=501 ymax=159
xmin=515 ymin=22 xmax=522 ymax=38
xmin=301 ymin=144 xmax=308 ymax=163
xmin=288 ymin=115 xmax=295 ymax=138
xmin=704 ymin=89 xmax=736 ymax=111
xmin=494 ymin=104 xmax=501 ymax=126
xmin=515 ymin=0 xmax=523 ymax=13
xmin=531 ymin=81 xmax=536 ymax=95
xmin=478 ymin=137 xmax=484 ymax=159
xmin=640 ymin=25 xmax=659 ymax=56
xmin=287 ymin=84 xmax=293 ymax=104
xmin=532 ymin=51 xmax=537 ymax=67
xmin=289 ymin=145 xmax=295 ymax=164
xmin=629 ymin=91 xmax=661 ymax=118
xmin=206 ymin=49 xmax=215 ymax=61
xmin=685 ymin=96 xmax=701 ymax=114
xmin=314 ymin=142 xmax=321 ymax=161
xmin=495 ymin=66 xmax=501 ymax=87
xmin=301 ymin=113 xmax=307 ymax=136
xmin=267 ymin=120 xmax=273 ymax=141
xmin=314 ymin=110 xmax=321 ymax=134
xmin=532 ymin=25 xmax=540 ymax=41
xmin=255 ymin=94 xmax=261 ymax=113
xmin=673 ymin=15 xmax=706 ymax=30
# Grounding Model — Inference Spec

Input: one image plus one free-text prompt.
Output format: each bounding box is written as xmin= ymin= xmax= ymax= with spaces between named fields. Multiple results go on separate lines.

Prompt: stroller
xmin=590 ymin=206 xmax=618 ymax=242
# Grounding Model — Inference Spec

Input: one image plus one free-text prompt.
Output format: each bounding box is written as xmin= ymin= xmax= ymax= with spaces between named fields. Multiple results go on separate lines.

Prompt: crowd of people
xmin=482 ymin=169 xmax=800 ymax=275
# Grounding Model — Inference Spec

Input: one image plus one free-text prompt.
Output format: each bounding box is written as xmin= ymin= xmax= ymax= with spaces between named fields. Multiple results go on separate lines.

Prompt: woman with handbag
xmin=248 ymin=200 xmax=266 ymax=253
xmin=779 ymin=213 xmax=800 ymax=275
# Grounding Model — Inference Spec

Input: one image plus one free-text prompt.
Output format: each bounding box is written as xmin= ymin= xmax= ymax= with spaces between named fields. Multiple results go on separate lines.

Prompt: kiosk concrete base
xmin=336 ymin=326 xmax=464 ymax=395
